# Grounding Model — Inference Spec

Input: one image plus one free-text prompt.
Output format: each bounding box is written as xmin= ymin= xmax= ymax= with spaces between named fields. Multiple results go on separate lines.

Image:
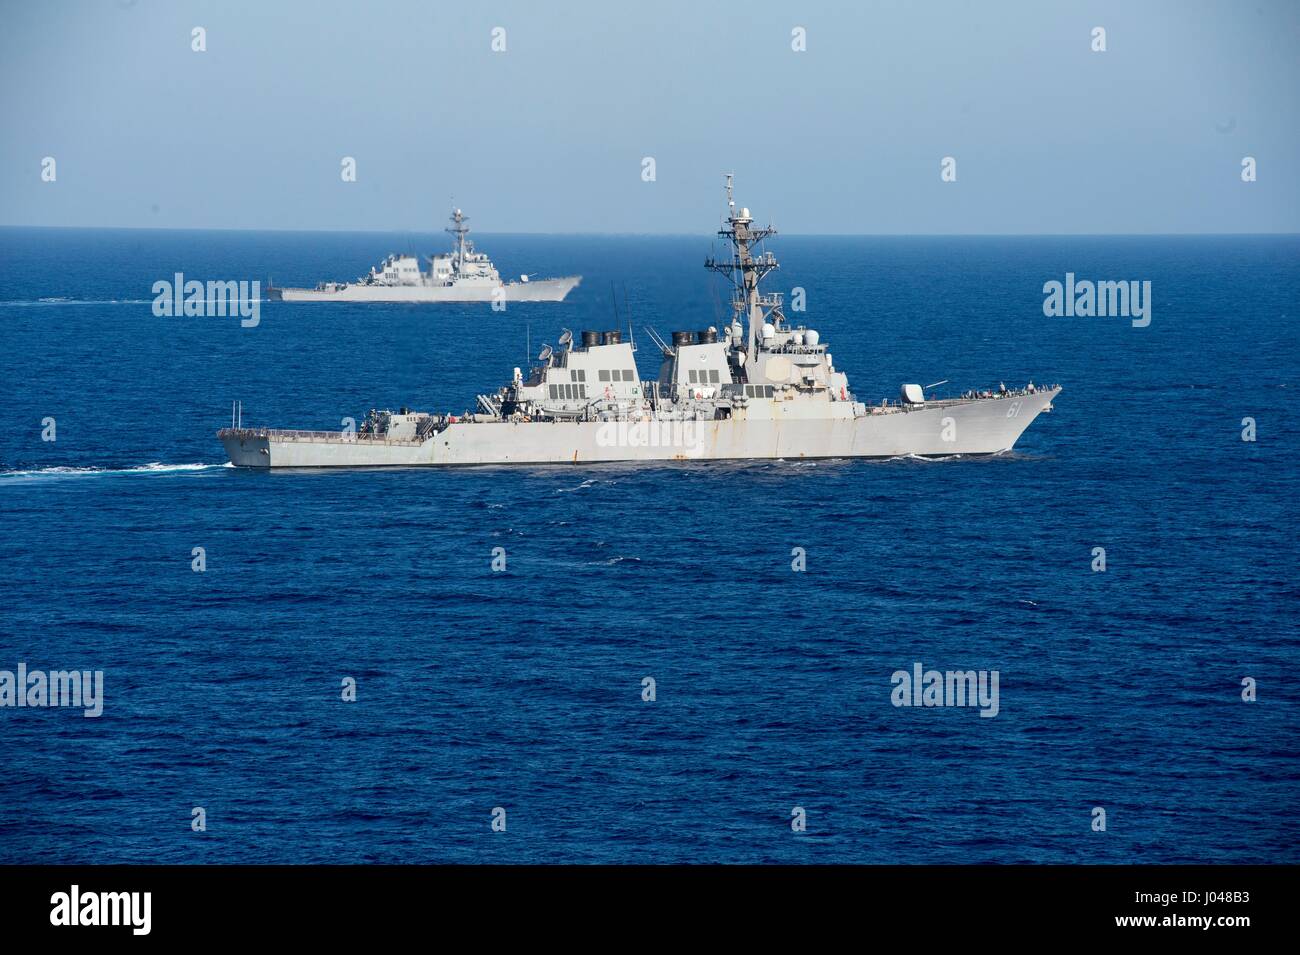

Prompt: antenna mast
xmin=447 ymin=207 xmax=470 ymax=273
xmin=704 ymin=174 xmax=783 ymax=371
xmin=624 ymin=282 xmax=635 ymax=352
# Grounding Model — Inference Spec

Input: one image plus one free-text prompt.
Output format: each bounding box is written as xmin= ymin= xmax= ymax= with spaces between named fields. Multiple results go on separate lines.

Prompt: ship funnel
xmin=671 ymin=331 xmax=693 ymax=348
xmin=581 ymin=330 xmax=600 ymax=348
xmin=696 ymin=328 xmax=717 ymax=344
xmin=602 ymin=330 xmax=622 ymax=345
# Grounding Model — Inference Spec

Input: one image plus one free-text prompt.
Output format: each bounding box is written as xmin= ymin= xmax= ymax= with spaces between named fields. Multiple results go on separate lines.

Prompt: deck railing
xmin=217 ymin=427 xmax=424 ymax=446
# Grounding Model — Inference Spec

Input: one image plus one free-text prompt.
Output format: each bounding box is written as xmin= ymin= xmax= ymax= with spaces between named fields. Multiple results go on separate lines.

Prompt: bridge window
xmin=598 ymin=370 xmax=610 ymax=382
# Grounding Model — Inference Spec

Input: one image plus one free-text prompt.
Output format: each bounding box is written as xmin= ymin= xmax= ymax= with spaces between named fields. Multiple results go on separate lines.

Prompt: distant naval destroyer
xmin=221 ymin=177 xmax=1059 ymax=467
xmin=268 ymin=208 xmax=580 ymax=303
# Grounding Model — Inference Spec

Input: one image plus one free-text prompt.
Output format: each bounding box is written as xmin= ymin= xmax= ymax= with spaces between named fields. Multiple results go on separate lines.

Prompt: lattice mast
xmin=446 ymin=208 xmax=471 ymax=273
xmin=704 ymin=174 xmax=784 ymax=367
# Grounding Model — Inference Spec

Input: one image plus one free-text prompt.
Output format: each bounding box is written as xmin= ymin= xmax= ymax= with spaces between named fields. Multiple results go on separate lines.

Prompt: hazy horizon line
xmin=3 ymin=223 xmax=1298 ymax=239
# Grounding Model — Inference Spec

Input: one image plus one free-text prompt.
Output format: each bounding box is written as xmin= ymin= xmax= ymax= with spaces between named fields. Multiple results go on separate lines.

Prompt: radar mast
xmin=446 ymin=208 xmax=472 ymax=274
xmin=704 ymin=175 xmax=784 ymax=370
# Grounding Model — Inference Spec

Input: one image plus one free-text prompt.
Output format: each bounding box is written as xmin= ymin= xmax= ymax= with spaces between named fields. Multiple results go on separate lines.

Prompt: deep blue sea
xmin=0 ymin=227 xmax=1296 ymax=864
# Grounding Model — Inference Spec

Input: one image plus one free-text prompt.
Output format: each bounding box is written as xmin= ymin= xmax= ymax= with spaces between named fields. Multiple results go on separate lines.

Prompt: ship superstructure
xmin=222 ymin=177 xmax=1059 ymax=467
xmin=268 ymin=208 xmax=580 ymax=303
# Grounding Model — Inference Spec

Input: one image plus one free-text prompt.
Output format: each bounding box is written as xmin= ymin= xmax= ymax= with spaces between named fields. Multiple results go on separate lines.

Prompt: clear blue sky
xmin=2 ymin=0 xmax=1297 ymax=234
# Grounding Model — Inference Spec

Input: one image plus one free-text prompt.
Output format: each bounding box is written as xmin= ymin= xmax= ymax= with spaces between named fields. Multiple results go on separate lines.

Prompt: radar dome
xmin=804 ymin=329 xmax=820 ymax=346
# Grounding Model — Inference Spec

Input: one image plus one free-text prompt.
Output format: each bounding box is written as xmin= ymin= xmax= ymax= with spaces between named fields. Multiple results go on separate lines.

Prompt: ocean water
xmin=0 ymin=227 xmax=1296 ymax=864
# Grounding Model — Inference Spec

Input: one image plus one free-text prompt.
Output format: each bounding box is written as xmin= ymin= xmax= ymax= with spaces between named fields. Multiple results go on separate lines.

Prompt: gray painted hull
xmin=272 ymin=275 xmax=580 ymax=303
xmin=220 ymin=388 xmax=1060 ymax=468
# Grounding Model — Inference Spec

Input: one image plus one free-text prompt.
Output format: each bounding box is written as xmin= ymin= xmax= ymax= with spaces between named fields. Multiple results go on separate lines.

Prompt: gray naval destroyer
xmin=268 ymin=208 xmax=580 ymax=303
xmin=221 ymin=178 xmax=1060 ymax=467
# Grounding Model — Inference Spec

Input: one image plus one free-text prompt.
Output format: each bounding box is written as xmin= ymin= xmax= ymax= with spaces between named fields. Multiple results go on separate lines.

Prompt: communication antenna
xmin=538 ymin=344 xmax=553 ymax=363
xmin=709 ymin=269 xmax=723 ymax=325
xmin=645 ymin=326 xmax=671 ymax=355
xmin=558 ymin=328 xmax=573 ymax=350
xmin=623 ymin=282 xmax=636 ymax=352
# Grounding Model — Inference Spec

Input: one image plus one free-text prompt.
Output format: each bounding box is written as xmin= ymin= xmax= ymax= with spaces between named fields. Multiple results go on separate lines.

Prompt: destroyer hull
xmin=220 ymin=388 xmax=1059 ymax=469
xmin=271 ymin=275 xmax=580 ymax=303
